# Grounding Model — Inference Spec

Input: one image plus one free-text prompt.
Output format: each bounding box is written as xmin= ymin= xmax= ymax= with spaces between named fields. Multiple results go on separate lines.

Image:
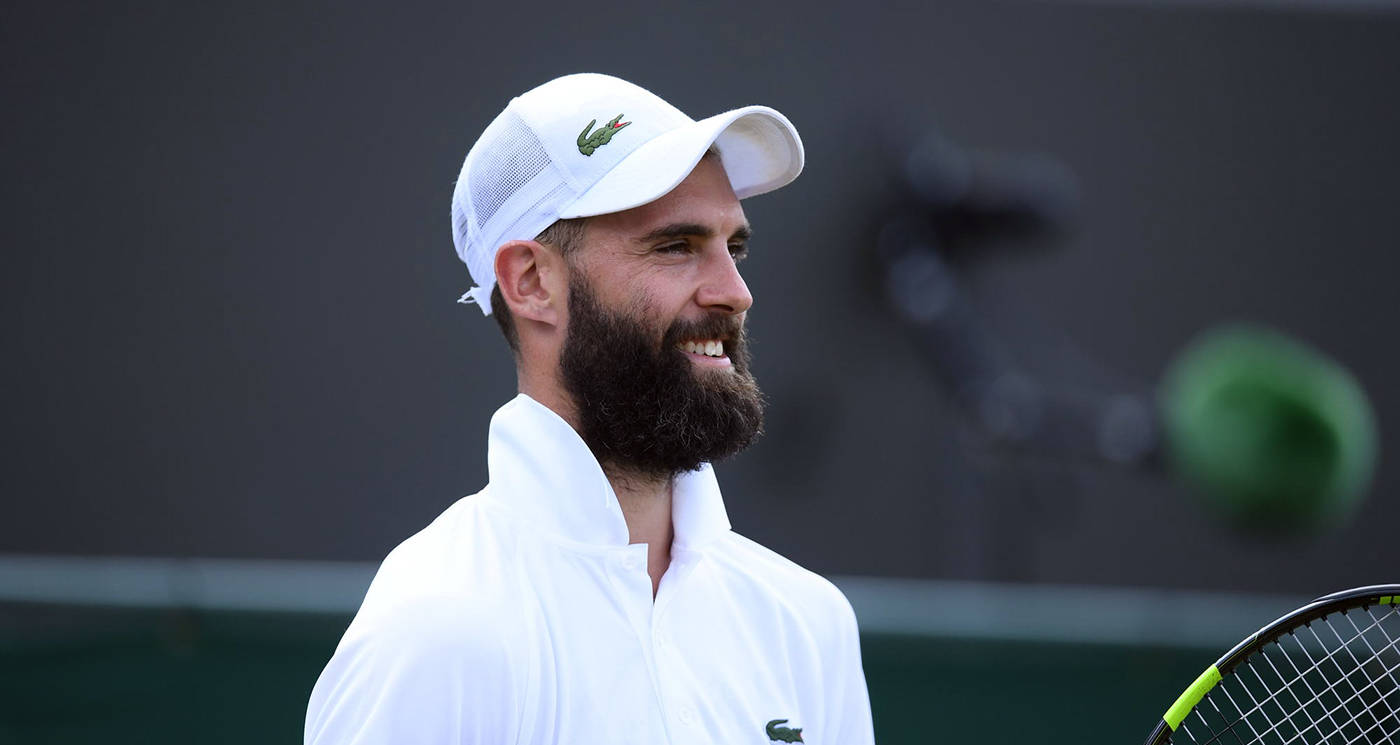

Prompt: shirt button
xmin=622 ymin=555 xmax=641 ymax=572
xmin=678 ymin=707 xmax=696 ymax=725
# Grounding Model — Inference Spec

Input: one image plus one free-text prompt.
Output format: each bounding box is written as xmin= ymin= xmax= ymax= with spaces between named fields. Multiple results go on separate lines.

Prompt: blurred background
xmin=2 ymin=0 xmax=1396 ymax=742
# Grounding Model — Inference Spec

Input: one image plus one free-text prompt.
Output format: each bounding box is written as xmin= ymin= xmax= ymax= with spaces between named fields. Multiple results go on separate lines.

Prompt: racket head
xmin=1144 ymin=584 xmax=1400 ymax=745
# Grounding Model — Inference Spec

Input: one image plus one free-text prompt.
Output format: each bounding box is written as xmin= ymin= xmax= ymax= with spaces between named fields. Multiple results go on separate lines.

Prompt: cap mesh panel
xmin=469 ymin=111 xmax=552 ymax=228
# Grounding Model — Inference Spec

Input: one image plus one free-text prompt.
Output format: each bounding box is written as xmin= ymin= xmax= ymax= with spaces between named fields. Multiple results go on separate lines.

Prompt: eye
xmin=655 ymin=241 xmax=691 ymax=255
xmin=729 ymin=243 xmax=749 ymax=262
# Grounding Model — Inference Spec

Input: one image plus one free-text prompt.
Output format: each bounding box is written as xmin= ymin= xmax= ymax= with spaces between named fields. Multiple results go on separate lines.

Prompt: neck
xmin=604 ymin=463 xmax=674 ymax=598
xmin=521 ymin=381 xmax=676 ymax=596
xmin=604 ymin=464 xmax=674 ymax=540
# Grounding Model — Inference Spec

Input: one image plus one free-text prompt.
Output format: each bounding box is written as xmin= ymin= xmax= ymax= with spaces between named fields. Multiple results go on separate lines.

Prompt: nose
xmin=695 ymin=244 xmax=753 ymax=315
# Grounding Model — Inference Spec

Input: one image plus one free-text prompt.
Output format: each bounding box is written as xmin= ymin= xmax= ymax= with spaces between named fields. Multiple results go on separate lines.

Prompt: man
xmin=305 ymin=73 xmax=875 ymax=745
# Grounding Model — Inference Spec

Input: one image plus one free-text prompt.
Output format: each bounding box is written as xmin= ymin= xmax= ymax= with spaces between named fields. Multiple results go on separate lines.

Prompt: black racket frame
xmin=1143 ymin=584 xmax=1400 ymax=745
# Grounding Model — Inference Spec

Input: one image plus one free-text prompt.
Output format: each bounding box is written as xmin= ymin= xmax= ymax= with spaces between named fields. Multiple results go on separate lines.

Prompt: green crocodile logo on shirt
xmin=765 ymin=719 xmax=804 ymax=743
xmin=577 ymin=113 xmax=630 ymax=156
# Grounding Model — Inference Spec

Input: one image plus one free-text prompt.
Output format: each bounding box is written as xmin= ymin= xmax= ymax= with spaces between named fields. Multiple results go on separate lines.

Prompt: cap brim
xmin=558 ymin=105 xmax=804 ymax=219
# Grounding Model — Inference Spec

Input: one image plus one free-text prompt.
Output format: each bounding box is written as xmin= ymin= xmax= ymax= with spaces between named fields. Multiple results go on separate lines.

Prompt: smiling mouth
xmin=677 ymin=339 xmax=726 ymax=358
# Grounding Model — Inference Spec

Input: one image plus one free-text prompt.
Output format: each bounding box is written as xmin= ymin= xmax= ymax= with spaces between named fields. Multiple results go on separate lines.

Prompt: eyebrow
xmin=636 ymin=222 xmax=752 ymax=244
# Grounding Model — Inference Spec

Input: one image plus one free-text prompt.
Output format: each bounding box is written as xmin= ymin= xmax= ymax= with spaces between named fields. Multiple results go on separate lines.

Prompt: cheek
xmin=586 ymin=257 xmax=702 ymax=334
xmin=595 ymin=282 xmax=674 ymax=343
xmin=616 ymin=274 xmax=690 ymax=322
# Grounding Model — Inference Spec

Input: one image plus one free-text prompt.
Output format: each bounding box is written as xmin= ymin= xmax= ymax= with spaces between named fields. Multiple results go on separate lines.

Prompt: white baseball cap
xmin=450 ymin=73 xmax=805 ymax=315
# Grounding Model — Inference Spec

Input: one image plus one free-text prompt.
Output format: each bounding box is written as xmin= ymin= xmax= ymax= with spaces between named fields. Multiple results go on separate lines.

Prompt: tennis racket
xmin=1144 ymin=584 xmax=1400 ymax=744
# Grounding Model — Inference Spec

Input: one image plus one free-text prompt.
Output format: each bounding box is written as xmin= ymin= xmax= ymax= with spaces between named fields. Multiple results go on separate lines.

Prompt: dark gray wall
xmin=4 ymin=0 xmax=1397 ymax=592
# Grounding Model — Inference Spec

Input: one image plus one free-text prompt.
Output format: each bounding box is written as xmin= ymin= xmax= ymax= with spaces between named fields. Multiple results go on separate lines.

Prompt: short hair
xmin=488 ymin=149 xmax=720 ymax=353
xmin=490 ymin=217 xmax=588 ymax=353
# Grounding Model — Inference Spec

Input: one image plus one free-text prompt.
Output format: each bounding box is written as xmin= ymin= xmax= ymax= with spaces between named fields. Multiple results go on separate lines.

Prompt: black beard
xmin=558 ymin=273 xmax=765 ymax=480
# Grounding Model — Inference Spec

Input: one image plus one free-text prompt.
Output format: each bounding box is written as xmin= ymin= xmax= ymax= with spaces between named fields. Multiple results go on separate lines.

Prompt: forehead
xmin=584 ymin=156 xmax=748 ymax=241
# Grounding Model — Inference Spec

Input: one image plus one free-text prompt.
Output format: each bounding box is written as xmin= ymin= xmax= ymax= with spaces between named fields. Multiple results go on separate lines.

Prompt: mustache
xmin=662 ymin=314 xmax=746 ymax=346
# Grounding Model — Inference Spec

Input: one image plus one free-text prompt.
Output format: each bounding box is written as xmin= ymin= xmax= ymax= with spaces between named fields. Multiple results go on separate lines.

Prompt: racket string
xmin=1247 ymin=650 xmax=1340 ymax=743
xmin=1257 ymin=637 xmax=1351 ymax=741
xmin=1232 ymin=662 xmax=1307 ymax=742
xmin=1318 ymin=612 xmax=1400 ymax=742
xmin=1274 ymin=628 xmax=1399 ymax=744
xmin=1288 ymin=609 xmax=1400 ymax=745
xmin=1332 ymin=682 xmax=1399 ymax=745
xmin=1172 ymin=604 xmax=1400 ymax=745
xmin=1331 ymin=620 xmax=1400 ymax=745
xmin=1212 ymin=611 xmax=1393 ymax=743
xmin=1203 ymin=647 xmax=1399 ymax=745
xmin=1187 ymin=696 xmax=1245 ymax=745
xmin=1347 ymin=609 xmax=1400 ymax=724
xmin=1180 ymin=690 xmax=1240 ymax=744
xmin=1212 ymin=680 xmax=1268 ymax=744
xmin=1276 ymin=621 xmax=1386 ymax=744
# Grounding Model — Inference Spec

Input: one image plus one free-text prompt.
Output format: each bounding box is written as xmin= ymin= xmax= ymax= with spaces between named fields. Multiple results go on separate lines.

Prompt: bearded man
xmin=305 ymin=73 xmax=875 ymax=745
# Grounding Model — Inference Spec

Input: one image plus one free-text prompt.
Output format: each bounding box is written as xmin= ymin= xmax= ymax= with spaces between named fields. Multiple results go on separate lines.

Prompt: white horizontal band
xmin=0 ymin=553 xmax=1306 ymax=649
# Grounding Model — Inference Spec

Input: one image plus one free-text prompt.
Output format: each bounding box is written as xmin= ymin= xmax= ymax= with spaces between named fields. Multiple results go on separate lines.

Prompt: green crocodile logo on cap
xmin=765 ymin=719 xmax=804 ymax=743
xmin=577 ymin=113 xmax=630 ymax=156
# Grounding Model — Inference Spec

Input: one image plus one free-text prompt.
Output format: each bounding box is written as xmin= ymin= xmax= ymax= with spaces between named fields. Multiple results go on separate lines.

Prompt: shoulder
xmin=707 ymin=531 xmax=860 ymax=636
xmin=359 ymin=491 xmax=516 ymax=602
xmin=349 ymin=490 xmax=522 ymax=651
xmin=306 ymin=593 xmax=526 ymax=744
xmin=305 ymin=493 xmax=528 ymax=744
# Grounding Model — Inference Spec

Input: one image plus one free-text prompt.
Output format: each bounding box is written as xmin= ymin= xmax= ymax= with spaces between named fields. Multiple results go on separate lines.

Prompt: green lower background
xmin=0 ymin=603 xmax=1210 ymax=744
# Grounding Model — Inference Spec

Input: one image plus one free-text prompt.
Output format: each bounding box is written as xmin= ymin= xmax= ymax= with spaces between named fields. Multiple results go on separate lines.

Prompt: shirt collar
xmin=483 ymin=394 xmax=732 ymax=551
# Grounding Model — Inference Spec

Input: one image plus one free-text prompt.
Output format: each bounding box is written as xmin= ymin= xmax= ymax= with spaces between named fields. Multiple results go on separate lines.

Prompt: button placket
xmin=604 ymin=545 xmax=654 ymax=668
xmin=612 ymin=545 xmax=648 ymax=587
xmin=650 ymin=551 xmax=707 ymax=741
xmin=653 ymin=615 xmax=701 ymax=738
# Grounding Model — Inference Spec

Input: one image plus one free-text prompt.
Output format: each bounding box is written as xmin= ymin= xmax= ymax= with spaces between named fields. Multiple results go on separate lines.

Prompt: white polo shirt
xmin=305 ymin=394 xmax=875 ymax=745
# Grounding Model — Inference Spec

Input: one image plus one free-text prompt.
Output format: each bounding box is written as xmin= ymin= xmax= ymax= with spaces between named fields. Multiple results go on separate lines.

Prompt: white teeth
xmin=679 ymin=340 xmax=726 ymax=358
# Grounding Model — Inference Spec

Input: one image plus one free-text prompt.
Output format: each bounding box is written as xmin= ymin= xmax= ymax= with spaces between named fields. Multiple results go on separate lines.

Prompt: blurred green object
xmin=1160 ymin=325 xmax=1379 ymax=532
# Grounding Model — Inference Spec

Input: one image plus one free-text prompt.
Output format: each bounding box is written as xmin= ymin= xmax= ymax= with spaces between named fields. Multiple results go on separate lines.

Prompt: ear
xmin=494 ymin=239 xmax=566 ymax=328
